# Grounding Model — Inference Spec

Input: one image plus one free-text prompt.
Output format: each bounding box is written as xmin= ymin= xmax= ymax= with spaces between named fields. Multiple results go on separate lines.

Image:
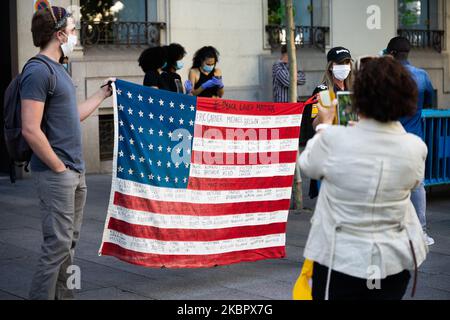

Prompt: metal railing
xmin=422 ymin=109 xmax=450 ymax=187
xmin=398 ymin=29 xmax=445 ymax=53
xmin=265 ymin=25 xmax=329 ymax=51
xmin=80 ymin=21 xmax=166 ymax=47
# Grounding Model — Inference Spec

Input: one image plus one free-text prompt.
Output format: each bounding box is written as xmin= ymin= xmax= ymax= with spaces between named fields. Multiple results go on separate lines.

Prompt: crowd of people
xmin=14 ymin=5 xmax=437 ymax=300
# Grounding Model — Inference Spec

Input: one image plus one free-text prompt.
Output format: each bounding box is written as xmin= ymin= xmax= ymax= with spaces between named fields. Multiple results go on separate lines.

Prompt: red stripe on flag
xmin=100 ymin=242 xmax=286 ymax=268
xmin=107 ymin=217 xmax=286 ymax=242
xmin=194 ymin=125 xmax=300 ymax=141
xmin=187 ymin=176 xmax=294 ymax=191
xmin=113 ymin=192 xmax=290 ymax=216
xmin=197 ymin=97 xmax=304 ymax=116
xmin=191 ymin=150 xmax=297 ymax=165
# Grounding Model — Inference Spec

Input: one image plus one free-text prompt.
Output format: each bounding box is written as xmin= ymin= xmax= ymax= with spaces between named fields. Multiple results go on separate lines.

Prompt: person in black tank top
xmin=187 ymin=46 xmax=224 ymax=98
xmin=195 ymin=67 xmax=222 ymax=97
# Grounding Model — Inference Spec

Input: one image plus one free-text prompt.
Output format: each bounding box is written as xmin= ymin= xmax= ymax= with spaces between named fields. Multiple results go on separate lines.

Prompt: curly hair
xmin=192 ymin=46 xmax=220 ymax=69
xmin=32 ymin=6 xmax=69 ymax=49
xmin=164 ymin=43 xmax=186 ymax=70
xmin=353 ymin=56 xmax=418 ymax=123
xmin=138 ymin=46 xmax=168 ymax=73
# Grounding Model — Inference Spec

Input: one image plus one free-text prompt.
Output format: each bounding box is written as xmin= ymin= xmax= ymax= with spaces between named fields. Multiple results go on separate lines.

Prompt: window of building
xmin=266 ymin=0 xmax=329 ymax=51
xmin=268 ymin=0 xmax=329 ymax=27
xmin=398 ymin=0 xmax=444 ymax=52
xmin=80 ymin=0 xmax=164 ymax=47
xmin=99 ymin=114 xmax=114 ymax=161
xmin=399 ymin=0 xmax=439 ymax=30
xmin=81 ymin=0 xmax=151 ymax=22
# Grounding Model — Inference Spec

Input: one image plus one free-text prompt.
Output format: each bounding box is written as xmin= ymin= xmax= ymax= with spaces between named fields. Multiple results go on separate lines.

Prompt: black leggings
xmin=312 ymin=262 xmax=411 ymax=300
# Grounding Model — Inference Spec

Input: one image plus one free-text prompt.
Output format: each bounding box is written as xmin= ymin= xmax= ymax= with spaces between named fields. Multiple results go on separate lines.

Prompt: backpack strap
xmin=24 ymin=56 xmax=57 ymax=96
xmin=22 ymin=56 xmax=58 ymax=124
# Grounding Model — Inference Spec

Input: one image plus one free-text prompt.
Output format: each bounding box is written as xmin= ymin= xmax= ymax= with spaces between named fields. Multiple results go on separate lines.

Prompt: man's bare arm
xmin=78 ymin=78 xmax=114 ymax=122
xmin=21 ymin=99 xmax=66 ymax=173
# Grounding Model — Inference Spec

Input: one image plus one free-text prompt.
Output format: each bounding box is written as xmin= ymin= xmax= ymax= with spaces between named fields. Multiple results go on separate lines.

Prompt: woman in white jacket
xmin=299 ymin=56 xmax=428 ymax=300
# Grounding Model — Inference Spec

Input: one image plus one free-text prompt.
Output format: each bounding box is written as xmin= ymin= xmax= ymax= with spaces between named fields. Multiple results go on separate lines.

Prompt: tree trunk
xmin=285 ymin=0 xmax=303 ymax=211
xmin=285 ymin=0 xmax=297 ymax=103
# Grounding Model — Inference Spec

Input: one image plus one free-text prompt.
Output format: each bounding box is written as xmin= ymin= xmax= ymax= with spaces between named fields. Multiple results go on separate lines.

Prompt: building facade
xmin=1 ymin=0 xmax=449 ymax=174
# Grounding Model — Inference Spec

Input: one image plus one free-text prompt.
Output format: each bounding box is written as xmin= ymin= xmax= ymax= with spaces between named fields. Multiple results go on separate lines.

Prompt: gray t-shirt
xmin=20 ymin=54 xmax=85 ymax=173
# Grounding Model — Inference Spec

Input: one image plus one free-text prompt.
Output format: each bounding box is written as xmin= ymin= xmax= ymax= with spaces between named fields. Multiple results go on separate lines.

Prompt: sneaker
xmin=424 ymin=233 xmax=435 ymax=246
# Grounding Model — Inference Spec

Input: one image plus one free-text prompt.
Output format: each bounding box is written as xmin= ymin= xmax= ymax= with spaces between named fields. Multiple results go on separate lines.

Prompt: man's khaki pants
xmin=29 ymin=168 xmax=87 ymax=300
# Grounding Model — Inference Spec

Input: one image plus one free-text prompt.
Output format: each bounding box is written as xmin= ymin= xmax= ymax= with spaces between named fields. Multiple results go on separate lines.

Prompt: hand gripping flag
xmin=99 ymin=79 xmax=305 ymax=268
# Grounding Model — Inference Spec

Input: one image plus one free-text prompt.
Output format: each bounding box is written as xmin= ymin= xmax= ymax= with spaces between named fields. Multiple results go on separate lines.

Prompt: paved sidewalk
xmin=0 ymin=174 xmax=449 ymax=300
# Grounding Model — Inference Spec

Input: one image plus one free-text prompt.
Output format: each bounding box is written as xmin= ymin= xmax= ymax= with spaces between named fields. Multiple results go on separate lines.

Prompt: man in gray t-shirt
xmin=21 ymin=53 xmax=85 ymax=173
xmin=20 ymin=7 xmax=114 ymax=300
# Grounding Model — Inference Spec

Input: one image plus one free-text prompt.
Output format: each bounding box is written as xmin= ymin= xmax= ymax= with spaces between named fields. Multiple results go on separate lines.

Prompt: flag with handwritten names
xmin=99 ymin=79 xmax=305 ymax=268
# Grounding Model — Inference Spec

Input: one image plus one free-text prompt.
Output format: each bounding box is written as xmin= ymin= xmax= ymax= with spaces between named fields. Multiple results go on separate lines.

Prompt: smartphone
xmin=313 ymin=89 xmax=336 ymax=120
xmin=336 ymin=91 xmax=358 ymax=126
xmin=318 ymin=90 xmax=333 ymax=108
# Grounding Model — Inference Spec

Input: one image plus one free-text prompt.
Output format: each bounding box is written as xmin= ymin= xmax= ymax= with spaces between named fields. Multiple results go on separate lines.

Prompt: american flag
xmin=100 ymin=79 xmax=304 ymax=268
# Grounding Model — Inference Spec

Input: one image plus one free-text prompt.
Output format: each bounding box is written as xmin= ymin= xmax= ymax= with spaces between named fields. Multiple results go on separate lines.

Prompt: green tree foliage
xmin=268 ymin=0 xmax=283 ymax=25
xmin=399 ymin=0 xmax=421 ymax=27
xmin=268 ymin=0 xmax=297 ymax=25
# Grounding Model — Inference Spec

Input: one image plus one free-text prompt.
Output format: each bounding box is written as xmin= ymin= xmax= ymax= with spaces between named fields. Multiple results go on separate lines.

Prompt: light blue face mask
xmin=176 ymin=60 xmax=184 ymax=70
xmin=161 ymin=62 xmax=167 ymax=69
xmin=202 ymin=64 xmax=214 ymax=73
xmin=380 ymin=48 xmax=388 ymax=56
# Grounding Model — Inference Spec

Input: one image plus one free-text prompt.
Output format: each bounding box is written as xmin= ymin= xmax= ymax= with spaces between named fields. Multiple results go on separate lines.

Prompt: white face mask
xmin=332 ymin=64 xmax=351 ymax=81
xmin=60 ymin=33 xmax=78 ymax=58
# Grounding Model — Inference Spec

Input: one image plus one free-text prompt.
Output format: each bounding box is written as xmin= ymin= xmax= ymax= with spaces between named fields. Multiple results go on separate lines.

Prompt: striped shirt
xmin=272 ymin=60 xmax=306 ymax=103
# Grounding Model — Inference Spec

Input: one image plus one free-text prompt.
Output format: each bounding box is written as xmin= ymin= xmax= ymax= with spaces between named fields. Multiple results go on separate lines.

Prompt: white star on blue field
xmin=115 ymin=80 xmax=197 ymax=189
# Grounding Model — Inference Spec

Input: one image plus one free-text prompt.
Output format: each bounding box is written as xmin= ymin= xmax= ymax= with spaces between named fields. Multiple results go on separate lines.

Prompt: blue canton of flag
xmin=114 ymin=79 xmax=197 ymax=189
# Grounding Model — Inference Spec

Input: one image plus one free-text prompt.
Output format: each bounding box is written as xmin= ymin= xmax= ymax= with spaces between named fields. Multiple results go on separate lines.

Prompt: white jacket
xmin=299 ymin=119 xmax=429 ymax=285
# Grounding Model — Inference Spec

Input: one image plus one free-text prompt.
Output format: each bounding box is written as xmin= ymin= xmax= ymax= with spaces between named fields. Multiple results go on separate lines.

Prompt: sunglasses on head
xmin=49 ymin=6 xmax=73 ymax=30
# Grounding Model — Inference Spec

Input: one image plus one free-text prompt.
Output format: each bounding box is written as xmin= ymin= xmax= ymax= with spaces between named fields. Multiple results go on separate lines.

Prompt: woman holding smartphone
xmin=299 ymin=57 xmax=428 ymax=300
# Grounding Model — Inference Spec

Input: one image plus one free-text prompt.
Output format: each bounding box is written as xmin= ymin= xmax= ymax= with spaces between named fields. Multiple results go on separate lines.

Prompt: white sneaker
xmin=424 ymin=233 xmax=435 ymax=246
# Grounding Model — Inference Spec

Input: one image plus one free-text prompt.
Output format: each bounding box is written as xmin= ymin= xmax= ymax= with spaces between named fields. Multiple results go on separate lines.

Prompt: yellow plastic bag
xmin=292 ymin=259 xmax=314 ymax=300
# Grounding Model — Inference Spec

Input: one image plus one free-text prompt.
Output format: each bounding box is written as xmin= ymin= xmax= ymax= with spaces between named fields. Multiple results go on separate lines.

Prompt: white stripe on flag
xmin=109 ymin=205 xmax=289 ymax=230
xmin=114 ymin=178 xmax=292 ymax=204
xmin=195 ymin=111 xmax=302 ymax=128
xmin=104 ymin=229 xmax=286 ymax=255
xmin=189 ymin=163 xmax=296 ymax=178
xmin=192 ymin=138 xmax=299 ymax=153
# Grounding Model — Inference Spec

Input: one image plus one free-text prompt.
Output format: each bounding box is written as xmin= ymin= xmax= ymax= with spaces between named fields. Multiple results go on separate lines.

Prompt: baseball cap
xmin=386 ymin=36 xmax=411 ymax=54
xmin=327 ymin=47 xmax=352 ymax=63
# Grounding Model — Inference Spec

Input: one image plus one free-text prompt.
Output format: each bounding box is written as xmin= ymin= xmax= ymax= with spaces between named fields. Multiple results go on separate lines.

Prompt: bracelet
xmin=315 ymin=124 xmax=331 ymax=132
